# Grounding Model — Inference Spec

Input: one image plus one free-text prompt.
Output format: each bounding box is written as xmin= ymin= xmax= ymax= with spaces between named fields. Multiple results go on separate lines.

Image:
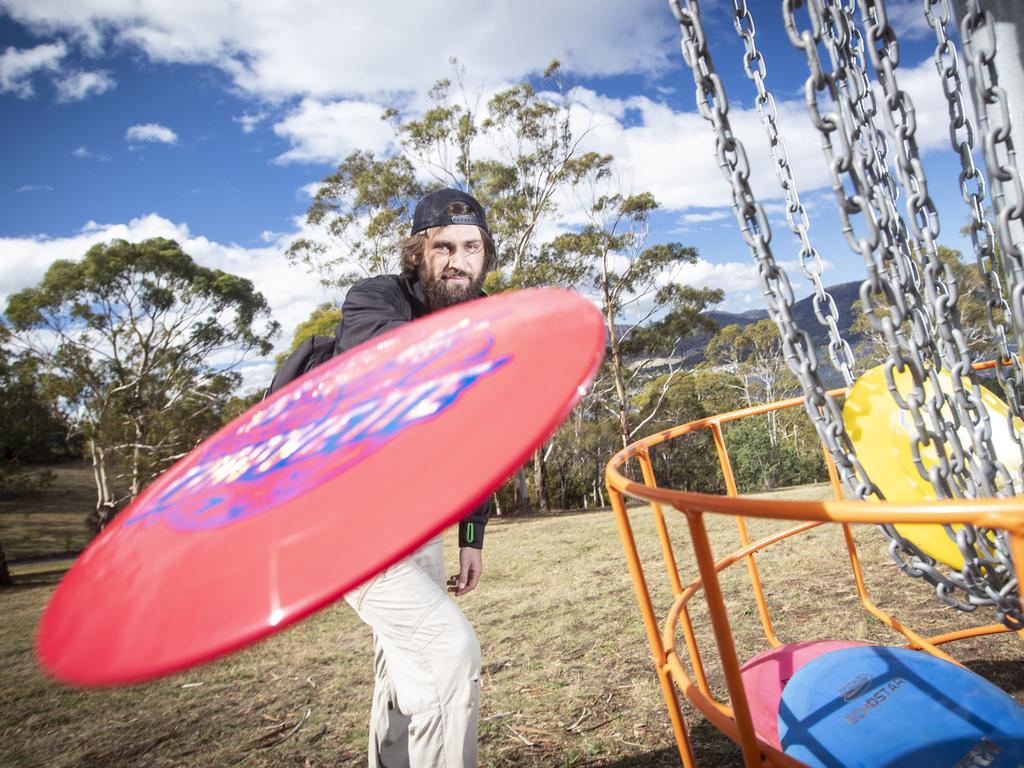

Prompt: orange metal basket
xmin=605 ymin=389 xmax=1024 ymax=767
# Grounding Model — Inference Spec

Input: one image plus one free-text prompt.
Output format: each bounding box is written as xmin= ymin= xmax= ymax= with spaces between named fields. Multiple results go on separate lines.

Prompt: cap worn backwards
xmin=411 ymin=188 xmax=489 ymax=235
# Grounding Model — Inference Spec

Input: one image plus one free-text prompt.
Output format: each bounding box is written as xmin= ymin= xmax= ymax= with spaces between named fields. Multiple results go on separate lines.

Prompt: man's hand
xmin=448 ymin=547 xmax=483 ymax=597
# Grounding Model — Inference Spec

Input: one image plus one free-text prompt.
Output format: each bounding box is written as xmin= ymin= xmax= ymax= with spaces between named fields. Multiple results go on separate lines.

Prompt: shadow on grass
xmin=589 ymin=720 xmax=742 ymax=767
xmin=964 ymin=658 xmax=1024 ymax=696
xmin=8 ymin=567 xmax=68 ymax=589
xmin=591 ymin=747 xmax=680 ymax=767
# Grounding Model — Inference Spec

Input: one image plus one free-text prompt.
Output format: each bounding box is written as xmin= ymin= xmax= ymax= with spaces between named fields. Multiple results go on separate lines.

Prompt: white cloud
xmin=886 ymin=0 xmax=935 ymax=42
xmin=678 ymin=211 xmax=729 ymax=225
xmin=0 ymin=213 xmax=332 ymax=389
xmin=272 ymin=99 xmax=395 ymax=165
xmin=676 ymin=258 xmax=759 ymax=295
xmin=233 ymin=110 xmax=266 ymax=134
xmin=0 ymin=0 xmax=674 ymax=101
xmin=15 ymin=184 xmax=54 ymax=193
xmin=560 ymin=54 xmax=952 ymax=217
xmin=125 ymin=123 xmax=178 ymax=144
xmin=0 ymin=41 xmax=66 ymax=97
xmin=71 ymin=145 xmax=110 ymax=162
xmin=55 ymin=68 xmax=115 ymax=101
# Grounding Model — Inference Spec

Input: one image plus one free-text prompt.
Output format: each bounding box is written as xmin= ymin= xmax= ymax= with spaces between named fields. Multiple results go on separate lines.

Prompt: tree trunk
xmin=532 ymin=447 xmax=550 ymax=513
xmin=492 ymin=492 xmax=503 ymax=518
xmin=606 ymin=319 xmax=631 ymax=451
xmin=0 ymin=541 xmax=12 ymax=588
xmin=131 ymin=418 xmax=143 ymax=499
xmin=90 ymin=439 xmax=117 ymax=530
xmin=515 ymin=468 xmax=531 ymax=515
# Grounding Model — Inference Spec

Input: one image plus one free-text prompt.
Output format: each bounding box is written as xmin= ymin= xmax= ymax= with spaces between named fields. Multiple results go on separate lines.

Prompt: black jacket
xmin=335 ymin=274 xmax=492 ymax=548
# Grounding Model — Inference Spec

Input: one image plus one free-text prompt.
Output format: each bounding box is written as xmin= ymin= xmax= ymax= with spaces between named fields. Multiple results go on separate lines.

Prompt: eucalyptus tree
xmin=705 ymin=319 xmax=795 ymax=447
xmin=545 ymin=161 xmax=722 ymax=451
xmin=6 ymin=238 xmax=277 ymax=528
xmin=287 ymin=151 xmax=424 ymax=289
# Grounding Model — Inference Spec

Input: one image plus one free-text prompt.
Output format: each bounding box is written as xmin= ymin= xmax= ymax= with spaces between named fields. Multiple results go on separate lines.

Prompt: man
xmin=338 ymin=188 xmax=496 ymax=768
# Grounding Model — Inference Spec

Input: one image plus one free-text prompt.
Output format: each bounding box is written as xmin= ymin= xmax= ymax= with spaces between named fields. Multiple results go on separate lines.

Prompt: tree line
xmin=10 ymin=61 xmax=997 ymax=577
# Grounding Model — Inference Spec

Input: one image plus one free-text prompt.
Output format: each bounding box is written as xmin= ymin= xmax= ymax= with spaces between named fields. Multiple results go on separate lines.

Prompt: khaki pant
xmin=345 ymin=536 xmax=480 ymax=767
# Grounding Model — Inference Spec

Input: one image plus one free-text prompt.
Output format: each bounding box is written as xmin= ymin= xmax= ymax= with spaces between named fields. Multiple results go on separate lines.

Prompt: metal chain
xmin=732 ymin=0 xmax=857 ymax=388
xmin=786 ymin=0 xmax=986 ymax=617
xmin=958 ymin=0 xmax=1024 ymax=486
xmin=784 ymin=0 xmax=961 ymax=513
xmin=669 ymin=0 xmax=1021 ymax=626
xmin=924 ymin=0 xmax=1024 ymax=624
xmin=861 ymin=0 xmax=1008 ymax=497
xmin=669 ymin=0 xmax=879 ymax=504
xmin=925 ymin=0 xmax=1022 ymax=437
xmin=858 ymin=0 xmax=1019 ymax=625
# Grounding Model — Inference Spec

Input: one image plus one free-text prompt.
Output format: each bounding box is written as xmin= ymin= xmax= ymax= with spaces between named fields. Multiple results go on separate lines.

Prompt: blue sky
xmin=0 ymin=0 xmax=980 ymax=386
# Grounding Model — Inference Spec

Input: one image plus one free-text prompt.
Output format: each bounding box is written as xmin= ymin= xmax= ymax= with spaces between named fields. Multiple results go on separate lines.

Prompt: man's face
xmin=418 ymin=223 xmax=488 ymax=310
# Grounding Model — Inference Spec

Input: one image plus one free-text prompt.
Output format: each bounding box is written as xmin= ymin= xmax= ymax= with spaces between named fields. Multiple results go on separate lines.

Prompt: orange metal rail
xmin=605 ymin=388 xmax=1024 ymax=768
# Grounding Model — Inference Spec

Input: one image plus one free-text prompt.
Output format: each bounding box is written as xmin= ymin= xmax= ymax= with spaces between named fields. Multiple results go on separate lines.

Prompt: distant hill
xmin=672 ymin=280 xmax=863 ymax=367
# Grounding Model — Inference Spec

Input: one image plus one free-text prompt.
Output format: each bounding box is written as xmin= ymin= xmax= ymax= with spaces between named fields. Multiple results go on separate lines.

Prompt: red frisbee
xmin=37 ymin=287 xmax=605 ymax=686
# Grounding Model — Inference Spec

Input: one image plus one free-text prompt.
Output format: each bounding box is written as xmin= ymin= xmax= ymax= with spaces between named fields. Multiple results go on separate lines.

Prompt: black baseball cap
xmin=411 ymin=188 xmax=489 ymax=235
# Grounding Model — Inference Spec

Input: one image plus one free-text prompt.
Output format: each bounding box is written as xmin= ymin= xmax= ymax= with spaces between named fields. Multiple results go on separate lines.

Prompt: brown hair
xmin=400 ymin=201 xmax=496 ymax=279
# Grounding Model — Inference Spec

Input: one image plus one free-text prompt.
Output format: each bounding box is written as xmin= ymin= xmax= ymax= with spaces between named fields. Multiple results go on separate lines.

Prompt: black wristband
xmin=459 ymin=520 xmax=484 ymax=549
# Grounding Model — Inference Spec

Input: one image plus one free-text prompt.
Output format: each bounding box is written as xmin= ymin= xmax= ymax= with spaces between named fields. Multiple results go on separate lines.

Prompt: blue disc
xmin=778 ymin=646 xmax=1024 ymax=767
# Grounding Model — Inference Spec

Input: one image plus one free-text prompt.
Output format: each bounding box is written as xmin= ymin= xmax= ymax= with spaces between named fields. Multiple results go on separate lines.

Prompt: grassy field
xmin=0 ymin=462 xmax=96 ymax=560
xmin=3 ymin=468 xmax=1024 ymax=767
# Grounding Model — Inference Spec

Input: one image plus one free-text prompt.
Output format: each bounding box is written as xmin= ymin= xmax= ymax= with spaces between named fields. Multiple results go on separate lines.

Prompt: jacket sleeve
xmin=459 ymin=497 xmax=491 ymax=549
xmin=335 ymin=277 xmax=410 ymax=354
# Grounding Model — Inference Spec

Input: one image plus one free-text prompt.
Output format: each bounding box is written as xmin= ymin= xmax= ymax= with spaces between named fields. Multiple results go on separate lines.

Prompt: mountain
xmin=671 ymin=280 xmax=863 ymax=366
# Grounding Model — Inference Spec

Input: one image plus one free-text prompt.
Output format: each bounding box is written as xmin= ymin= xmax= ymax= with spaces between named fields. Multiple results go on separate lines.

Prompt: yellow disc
xmin=842 ymin=364 xmax=1022 ymax=569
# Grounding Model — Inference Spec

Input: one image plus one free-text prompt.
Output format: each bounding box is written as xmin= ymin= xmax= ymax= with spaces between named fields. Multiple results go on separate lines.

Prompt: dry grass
xmin=0 ymin=461 xmax=96 ymax=560
xmin=2 ymin=475 xmax=1024 ymax=767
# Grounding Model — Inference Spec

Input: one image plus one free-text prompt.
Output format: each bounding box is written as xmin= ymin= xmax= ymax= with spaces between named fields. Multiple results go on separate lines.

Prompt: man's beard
xmin=419 ymin=264 xmax=486 ymax=310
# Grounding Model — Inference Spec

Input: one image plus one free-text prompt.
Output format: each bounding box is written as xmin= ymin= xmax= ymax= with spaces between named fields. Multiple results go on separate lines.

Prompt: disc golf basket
xmin=607 ymin=1 xmax=1024 ymax=765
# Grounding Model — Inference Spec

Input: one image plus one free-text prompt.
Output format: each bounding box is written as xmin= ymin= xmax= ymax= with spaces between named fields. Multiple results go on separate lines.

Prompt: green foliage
xmin=0 ymin=331 xmax=69 ymax=498
xmin=287 ymin=151 xmax=422 ymax=289
xmin=705 ymin=318 xmax=796 ymax=407
xmin=0 ymin=339 xmax=70 ymax=465
xmin=5 ymin=237 xmax=278 ymax=526
xmin=542 ymin=168 xmax=722 ymax=450
xmin=541 ymin=410 xmax=621 ymax=510
xmin=725 ymin=417 xmax=826 ymax=493
xmin=850 ymin=245 xmax=997 ymax=370
xmin=0 ymin=464 xmax=55 ymax=499
xmin=275 ymin=303 xmax=343 ymax=367
xmin=632 ymin=371 xmax=742 ymax=494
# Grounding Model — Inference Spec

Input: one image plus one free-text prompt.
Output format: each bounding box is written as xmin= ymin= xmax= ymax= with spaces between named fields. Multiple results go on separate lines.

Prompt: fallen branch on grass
xmin=574 ymin=713 xmax=623 ymax=734
xmin=480 ymin=710 xmax=517 ymax=723
xmin=246 ymin=708 xmax=311 ymax=751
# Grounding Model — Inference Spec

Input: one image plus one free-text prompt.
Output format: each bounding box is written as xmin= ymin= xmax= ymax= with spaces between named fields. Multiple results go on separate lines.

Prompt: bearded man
xmin=336 ymin=188 xmax=495 ymax=767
